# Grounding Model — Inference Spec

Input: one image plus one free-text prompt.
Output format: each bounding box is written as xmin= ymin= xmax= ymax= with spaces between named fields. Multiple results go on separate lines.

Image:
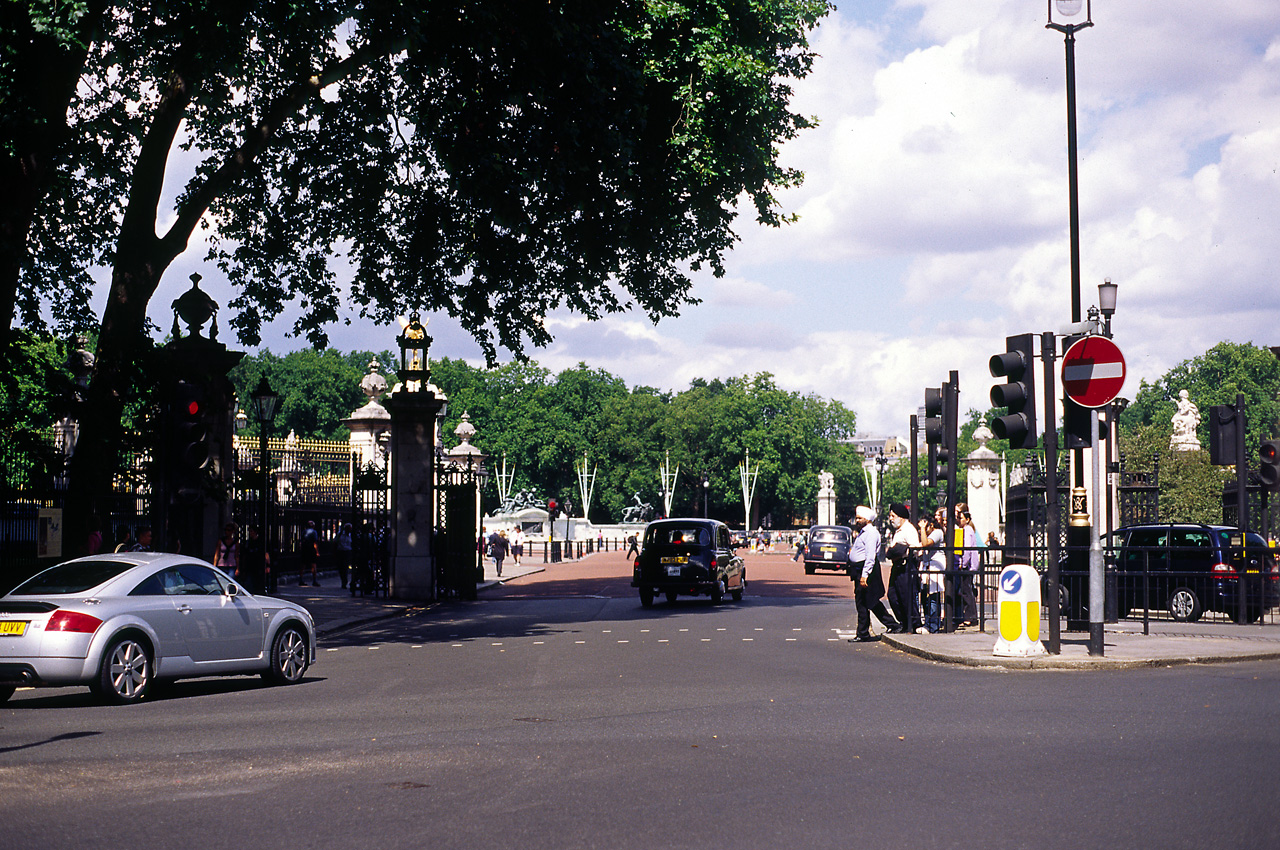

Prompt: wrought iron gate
xmin=350 ymin=456 xmax=390 ymax=596
xmin=434 ymin=462 xmax=482 ymax=600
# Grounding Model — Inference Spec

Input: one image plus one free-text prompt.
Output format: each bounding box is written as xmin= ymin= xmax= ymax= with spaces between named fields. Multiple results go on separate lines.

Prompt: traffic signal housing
xmin=1209 ymin=404 xmax=1240 ymax=466
xmin=924 ymin=387 xmax=943 ymax=486
xmin=1261 ymin=440 xmax=1280 ymax=491
xmin=171 ymin=380 xmax=211 ymax=473
xmin=989 ymin=334 xmax=1037 ymax=449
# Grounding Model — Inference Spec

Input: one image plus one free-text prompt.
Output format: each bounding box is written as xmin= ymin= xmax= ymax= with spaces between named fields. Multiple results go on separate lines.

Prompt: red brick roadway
xmin=486 ymin=546 xmax=857 ymax=600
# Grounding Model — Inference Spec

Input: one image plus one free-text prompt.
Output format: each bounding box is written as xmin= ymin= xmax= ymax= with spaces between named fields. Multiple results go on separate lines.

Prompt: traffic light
xmin=1209 ymin=404 xmax=1239 ymax=466
xmin=1063 ymin=398 xmax=1110 ymax=449
xmin=989 ymin=334 xmax=1037 ymax=449
xmin=923 ymin=387 xmax=943 ymax=486
xmin=547 ymin=498 xmax=559 ymax=519
xmin=171 ymin=380 xmax=210 ymax=473
xmin=1260 ymin=440 xmax=1280 ymax=491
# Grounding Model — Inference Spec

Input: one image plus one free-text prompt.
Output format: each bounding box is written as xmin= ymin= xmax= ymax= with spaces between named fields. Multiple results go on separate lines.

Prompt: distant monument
xmin=1170 ymin=390 xmax=1202 ymax=452
xmin=816 ymin=469 xmax=835 ymax=526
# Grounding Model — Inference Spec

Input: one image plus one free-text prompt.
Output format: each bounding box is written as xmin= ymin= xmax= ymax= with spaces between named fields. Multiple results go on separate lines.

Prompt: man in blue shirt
xmin=850 ymin=506 xmax=901 ymax=641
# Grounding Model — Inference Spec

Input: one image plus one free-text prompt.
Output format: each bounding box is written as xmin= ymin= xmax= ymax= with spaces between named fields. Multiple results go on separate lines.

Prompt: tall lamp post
xmin=1048 ymin=0 xmax=1098 ymax=651
xmin=701 ymin=472 xmax=709 ymax=519
xmin=250 ymin=377 xmax=280 ymax=577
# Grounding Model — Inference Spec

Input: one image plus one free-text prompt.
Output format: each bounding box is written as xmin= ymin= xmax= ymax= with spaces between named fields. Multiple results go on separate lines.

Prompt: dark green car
xmin=631 ymin=518 xmax=747 ymax=607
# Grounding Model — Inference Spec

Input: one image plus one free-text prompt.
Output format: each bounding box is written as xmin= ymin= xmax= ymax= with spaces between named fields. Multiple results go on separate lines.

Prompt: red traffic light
xmin=186 ymin=400 xmax=201 ymax=416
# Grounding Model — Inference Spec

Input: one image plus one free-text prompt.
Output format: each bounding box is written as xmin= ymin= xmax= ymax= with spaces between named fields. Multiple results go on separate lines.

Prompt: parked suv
xmin=631 ymin=518 xmax=746 ymax=607
xmin=1106 ymin=523 xmax=1279 ymax=622
xmin=801 ymin=525 xmax=854 ymax=576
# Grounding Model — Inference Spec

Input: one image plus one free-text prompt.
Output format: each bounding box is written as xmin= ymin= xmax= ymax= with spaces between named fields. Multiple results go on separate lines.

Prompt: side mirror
xmin=226 ymin=583 xmax=240 ymax=598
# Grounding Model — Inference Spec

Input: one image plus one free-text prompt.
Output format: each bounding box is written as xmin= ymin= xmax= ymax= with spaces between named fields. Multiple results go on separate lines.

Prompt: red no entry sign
xmin=1061 ymin=335 xmax=1126 ymax=408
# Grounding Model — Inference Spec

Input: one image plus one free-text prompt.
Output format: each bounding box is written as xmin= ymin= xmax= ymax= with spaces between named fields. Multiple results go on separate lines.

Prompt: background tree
xmin=5 ymin=0 xmax=831 ymax=549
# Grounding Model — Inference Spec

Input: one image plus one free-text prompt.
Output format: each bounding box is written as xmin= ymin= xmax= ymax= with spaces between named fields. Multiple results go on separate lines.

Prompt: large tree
xmin=2 ymin=0 xmax=831 ymax=543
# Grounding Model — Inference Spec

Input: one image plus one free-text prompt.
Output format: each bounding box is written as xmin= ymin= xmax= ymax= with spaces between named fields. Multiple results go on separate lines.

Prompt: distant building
xmin=846 ymin=436 xmax=909 ymax=467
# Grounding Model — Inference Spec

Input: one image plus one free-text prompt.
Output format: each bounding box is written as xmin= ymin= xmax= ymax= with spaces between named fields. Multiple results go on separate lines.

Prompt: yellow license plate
xmin=820 ymin=546 xmax=836 ymax=552
xmin=660 ymin=556 xmax=688 ymax=564
xmin=0 ymin=621 xmax=28 ymax=636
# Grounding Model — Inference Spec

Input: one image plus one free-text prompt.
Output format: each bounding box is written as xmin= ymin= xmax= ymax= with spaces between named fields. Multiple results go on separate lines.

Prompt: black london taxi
xmin=631 ymin=518 xmax=746 ymax=606
xmin=802 ymin=525 xmax=854 ymax=576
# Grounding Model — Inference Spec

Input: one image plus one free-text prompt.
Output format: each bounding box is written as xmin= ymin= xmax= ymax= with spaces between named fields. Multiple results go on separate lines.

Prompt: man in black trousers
xmin=850 ymin=506 xmax=901 ymax=641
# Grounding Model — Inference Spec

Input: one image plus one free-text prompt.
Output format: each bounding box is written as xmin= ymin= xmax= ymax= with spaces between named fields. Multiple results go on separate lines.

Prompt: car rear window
xmin=811 ymin=530 xmax=849 ymax=544
xmin=648 ymin=526 xmax=708 ymax=546
xmin=10 ymin=560 xmax=134 ymax=595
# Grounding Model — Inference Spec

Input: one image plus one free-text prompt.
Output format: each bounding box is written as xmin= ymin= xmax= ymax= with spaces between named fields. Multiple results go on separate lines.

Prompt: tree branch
xmin=161 ymin=35 xmax=410 ymax=258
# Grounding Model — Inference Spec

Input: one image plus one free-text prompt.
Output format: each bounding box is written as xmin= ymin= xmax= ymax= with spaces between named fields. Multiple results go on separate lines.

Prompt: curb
xmin=879 ymin=634 xmax=1280 ymax=670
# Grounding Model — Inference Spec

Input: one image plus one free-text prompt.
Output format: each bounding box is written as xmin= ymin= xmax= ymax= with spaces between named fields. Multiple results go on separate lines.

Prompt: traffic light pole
xmin=1234 ymin=393 xmax=1248 ymax=625
xmin=1088 ymin=404 xmax=1104 ymax=656
xmin=1041 ymin=332 xmax=1061 ymax=656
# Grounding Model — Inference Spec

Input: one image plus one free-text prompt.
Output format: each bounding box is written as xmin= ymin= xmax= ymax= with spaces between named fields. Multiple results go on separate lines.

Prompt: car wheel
xmin=0 ymin=685 xmax=14 ymax=704
xmin=804 ymin=565 xmax=814 ymax=575
xmin=731 ymin=586 xmax=743 ymax=602
xmin=711 ymin=580 xmax=724 ymax=604
xmin=640 ymin=588 xmax=655 ymax=608
xmin=665 ymin=591 xmax=678 ymax=604
xmin=93 ymin=633 xmax=153 ymax=705
xmin=1168 ymin=587 xmax=1203 ymax=622
xmin=263 ymin=623 xmax=310 ymax=685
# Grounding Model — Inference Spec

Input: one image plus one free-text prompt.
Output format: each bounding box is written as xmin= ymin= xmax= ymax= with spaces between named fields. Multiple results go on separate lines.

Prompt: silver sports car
xmin=0 ymin=552 xmax=316 ymax=704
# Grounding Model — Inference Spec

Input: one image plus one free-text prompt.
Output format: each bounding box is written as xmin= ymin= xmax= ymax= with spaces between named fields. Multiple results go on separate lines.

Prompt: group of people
xmin=849 ymin=502 xmax=986 ymax=642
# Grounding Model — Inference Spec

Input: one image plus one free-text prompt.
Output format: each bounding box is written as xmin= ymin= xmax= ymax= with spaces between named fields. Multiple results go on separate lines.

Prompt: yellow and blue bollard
xmin=993 ymin=563 xmax=1047 ymax=657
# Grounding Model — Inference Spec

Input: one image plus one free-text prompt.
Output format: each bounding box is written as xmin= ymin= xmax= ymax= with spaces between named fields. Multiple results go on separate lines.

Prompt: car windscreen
xmin=810 ymin=530 xmax=849 ymax=544
xmin=10 ymin=560 xmax=135 ymax=595
xmin=647 ymin=526 xmax=709 ymax=546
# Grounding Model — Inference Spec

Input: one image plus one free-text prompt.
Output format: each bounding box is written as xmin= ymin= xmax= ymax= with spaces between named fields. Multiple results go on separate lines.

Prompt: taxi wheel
xmin=731 ymin=587 xmax=743 ymax=602
xmin=804 ymin=565 xmax=815 ymax=575
xmin=640 ymin=588 xmax=655 ymax=608
xmin=665 ymin=591 xmax=678 ymax=604
xmin=0 ymin=685 xmax=14 ymax=704
xmin=711 ymin=580 xmax=724 ymax=603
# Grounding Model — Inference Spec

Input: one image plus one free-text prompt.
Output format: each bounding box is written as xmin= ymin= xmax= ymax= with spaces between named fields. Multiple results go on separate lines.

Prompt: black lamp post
xmin=701 ymin=472 xmax=709 ymax=518
xmin=249 ymin=376 xmax=280 ymax=572
xmin=876 ymin=455 xmax=889 ymax=534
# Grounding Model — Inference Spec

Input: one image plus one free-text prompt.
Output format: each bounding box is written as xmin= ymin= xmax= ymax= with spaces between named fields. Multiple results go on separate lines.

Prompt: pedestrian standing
xmin=918 ymin=516 xmax=946 ymax=633
xmin=241 ymin=525 xmax=270 ymax=594
xmin=128 ymin=527 xmax=153 ymax=552
xmin=850 ymin=506 xmax=901 ymax=641
xmin=213 ymin=522 xmax=240 ymax=579
xmin=335 ymin=523 xmax=353 ymax=589
xmin=884 ymin=503 xmax=923 ymax=634
xmin=955 ymin=506 xmax=979 ymax=627
xmin=300 ymin=520 xmax=320 ymax=587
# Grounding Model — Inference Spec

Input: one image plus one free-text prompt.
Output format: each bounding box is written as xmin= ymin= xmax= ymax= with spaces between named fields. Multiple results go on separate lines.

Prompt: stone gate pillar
xmin=965 ymin=425 xmax=1003 ymax=547
xmin=383 ymin=315 xmax=446 ymax=600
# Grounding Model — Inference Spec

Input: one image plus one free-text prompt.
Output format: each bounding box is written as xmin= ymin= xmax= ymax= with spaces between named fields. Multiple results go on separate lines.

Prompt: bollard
xmin=993 ymin=564 xmax=1047 ymax=657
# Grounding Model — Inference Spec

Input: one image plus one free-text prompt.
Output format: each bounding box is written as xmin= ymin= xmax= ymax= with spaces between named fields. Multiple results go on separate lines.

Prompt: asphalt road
xmin=3 ymin=551 xmax=1278 ymax=849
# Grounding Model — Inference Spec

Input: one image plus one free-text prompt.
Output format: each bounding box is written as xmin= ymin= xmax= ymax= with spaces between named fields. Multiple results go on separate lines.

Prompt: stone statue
xmin=1170 ymin=390 xmax=1202 ymax=452
xmin=818 ymin=469 xmax=835 ymax=497
xmin=622 ymin=492 xmax=653 ymax=523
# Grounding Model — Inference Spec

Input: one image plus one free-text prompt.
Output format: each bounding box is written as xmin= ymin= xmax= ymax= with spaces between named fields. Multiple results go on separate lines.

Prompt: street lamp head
xmin=1097 ymin=277 xmax=1118 ymax=316
xmin=1049 ymin=0 xmax=1091 ymax=26
xmin=249 ymin=376 xmax=280 ymax=425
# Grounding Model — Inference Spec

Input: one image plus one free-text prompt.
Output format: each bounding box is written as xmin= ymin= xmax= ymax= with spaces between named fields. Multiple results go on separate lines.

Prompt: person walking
xmin=884 ymin=503 xmax=923 ymax=634
xmin=488 ymin=528 xmax=510 ymax=577
xmin=335 ymin=523 xmax=353 ymax=589
xmin=625 ymin=532 xmax=639 ymax=559
xmin=511 ymin=527 xmax=524 ymax=566
xmin=300 ymin=520 xmax=320 ymax=587
xmin=850 ymin=506 xmax=901 ymax=641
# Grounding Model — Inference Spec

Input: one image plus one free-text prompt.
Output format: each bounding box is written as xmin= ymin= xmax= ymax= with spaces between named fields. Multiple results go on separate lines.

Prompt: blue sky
xmin=148 ymin=1 xmax=1280 ymax=436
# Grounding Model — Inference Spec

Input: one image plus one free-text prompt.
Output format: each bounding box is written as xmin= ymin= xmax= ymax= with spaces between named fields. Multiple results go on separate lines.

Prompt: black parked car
xmin=631 ymin=518 xmax=746 ymax=607
xmin=801 ymin=525 xmax=854 ymax=576
xmin=1059 ymin=523 xmax=1279 ymax=622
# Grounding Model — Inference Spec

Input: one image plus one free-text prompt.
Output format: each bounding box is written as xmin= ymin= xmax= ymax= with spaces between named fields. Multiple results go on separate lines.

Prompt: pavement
xmin=878 ymin=619 xmax=1280 ymax=669
xmin=273 ymin=555 xmax=1280 ymax=669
